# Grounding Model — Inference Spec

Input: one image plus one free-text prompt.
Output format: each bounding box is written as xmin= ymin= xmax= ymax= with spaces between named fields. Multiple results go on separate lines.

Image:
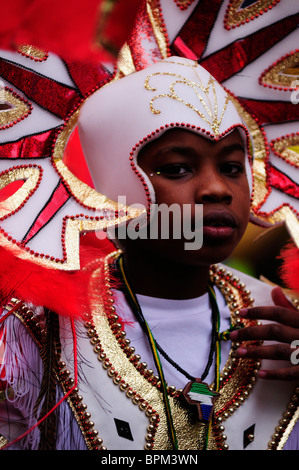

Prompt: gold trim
xmin=83 ymin=253 xmax=264 ymax=450
xmin=47 ymin=108 xmax=145 ymax=270
xmin=231 ymin=96 xmax=269 ymax=211
xmin=272 ymin=134 xmax=299 ymax=168
xmin=115 ymin=43 xmax=136 ymax=79
xmin=6 ymin=260 xmax=299 ymax=449
xmin=17 ymin=45 xmax=48 ymax=61
xmin=261 ymin=51 xmax=299 ymax=89
xmin=0 ymin=89 xmax=32 ymax=128
xmin=57 ymin=360 xmax=105 ymax=450
xmin=0 ymin=166 xmax=42 ymax=218
xmin=224 ymin=0 xmax=279 ymax=29
xmin=52 ymin=109 xmax=144 ymax=216
xmin=273 ymin=390 xmax=299 ymax=450
xmin=146 ymin=0 xmax=169 ymax=60
xmin=114 ymin=0 xmax=169 ymax=80
xmin=0 ymin=434 xmax=8 ymax=449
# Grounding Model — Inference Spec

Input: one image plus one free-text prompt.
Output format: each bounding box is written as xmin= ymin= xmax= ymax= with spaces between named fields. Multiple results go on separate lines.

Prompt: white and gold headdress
xmin=78 ymin=57 xmax=252 ymax=210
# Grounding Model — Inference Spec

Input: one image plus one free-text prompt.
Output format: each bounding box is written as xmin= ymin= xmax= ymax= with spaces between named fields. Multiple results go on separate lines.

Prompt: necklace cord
xmin=115 ymin=254 xmax=221 ymax=450
xmin=117 ymin=255 xmax=178 ymax=449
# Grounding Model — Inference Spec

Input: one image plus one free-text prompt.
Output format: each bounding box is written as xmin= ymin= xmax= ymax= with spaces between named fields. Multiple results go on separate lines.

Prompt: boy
xmin=0 ymin=57 xmax=298 ymax=450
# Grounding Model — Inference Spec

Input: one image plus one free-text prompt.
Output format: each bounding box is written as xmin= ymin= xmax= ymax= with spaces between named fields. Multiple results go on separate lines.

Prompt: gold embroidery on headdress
xmin=145 ymin=71 xmax=230 ymax=135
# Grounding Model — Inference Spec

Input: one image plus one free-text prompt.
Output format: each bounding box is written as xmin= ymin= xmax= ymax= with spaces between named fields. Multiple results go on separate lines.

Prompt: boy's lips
xmin=202 ymin=210 xmax=237 ymax=238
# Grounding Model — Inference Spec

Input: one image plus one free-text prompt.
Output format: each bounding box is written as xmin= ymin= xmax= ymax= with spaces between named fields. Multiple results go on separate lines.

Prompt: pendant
xmin=182 ymin=378 xmax=219 ymax=423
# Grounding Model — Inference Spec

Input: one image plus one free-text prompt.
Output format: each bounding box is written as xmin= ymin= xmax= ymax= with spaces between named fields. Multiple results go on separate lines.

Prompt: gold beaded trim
xmin=269 ymin=387 xmax=299 ymax=449
xmin=6 ymin=298 xmax=46 ymax=347
xmin=56 ymin=361 xmax=105 ymax=450
xmin=83 ymin=252 xmax=262 ymax=450
xmin=224 ymin=0 xmax=280 ymax=30
xmin=85 ymin=250 xmax=163 ymax=450
xmin=0 ymin=434 xmax=8 ymax=450
xmin=6 ymin=259 xmax=299 ymax=450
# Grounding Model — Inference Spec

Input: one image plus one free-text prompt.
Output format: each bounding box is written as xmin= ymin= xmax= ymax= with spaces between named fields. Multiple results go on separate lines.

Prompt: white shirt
xmin=114 ymin=287 xmax=231 ymax=389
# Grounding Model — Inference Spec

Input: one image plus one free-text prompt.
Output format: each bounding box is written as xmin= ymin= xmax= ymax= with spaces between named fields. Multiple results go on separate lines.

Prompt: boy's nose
xmin=195 ymin=172 xmax=233 ymax=204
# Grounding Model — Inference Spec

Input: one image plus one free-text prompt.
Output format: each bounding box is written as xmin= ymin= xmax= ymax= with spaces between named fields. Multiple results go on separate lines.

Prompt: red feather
xmin=0 ymin=0 xmax=140 ymax=63
xmin=0 ymin=235 xmax=115 ymax=318
xmin=279 ymin=243 xmax=299 ymax=293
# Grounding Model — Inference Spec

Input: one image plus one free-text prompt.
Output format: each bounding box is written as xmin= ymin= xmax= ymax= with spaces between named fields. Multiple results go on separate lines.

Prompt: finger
xmin=235 ymin=343 xmax=293 ymax=361
xmin=238 ymin=305 xmax=299 ymax=328
xmin=258 ymin=366 xmax=299 ymax=381
xmin=230 ymin=323 xmax=298 ymax=343
xmin=235 ymin=343 xmax=292 ymax=361
xmin=271 ymin=286 xmax=297 ymax=311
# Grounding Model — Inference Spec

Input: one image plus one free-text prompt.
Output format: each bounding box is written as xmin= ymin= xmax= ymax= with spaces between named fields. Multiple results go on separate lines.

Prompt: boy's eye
xmin=221 ymin=162 xmax=244 ymax=175
xmin=156 ymin=164 xmax=191 ymax=178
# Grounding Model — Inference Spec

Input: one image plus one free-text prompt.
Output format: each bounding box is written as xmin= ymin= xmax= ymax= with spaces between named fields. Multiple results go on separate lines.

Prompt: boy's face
xmin=135 ymin=128 xmax=251 ymax=267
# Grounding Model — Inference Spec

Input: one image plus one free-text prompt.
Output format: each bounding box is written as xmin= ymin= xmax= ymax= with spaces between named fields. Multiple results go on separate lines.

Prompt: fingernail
xmin=230 ymin=330 xmax=238 ymax=340
xmin=236 ymin=347 xmax=247 ymax=356
xmin=239 ymin=308 xmax=248 ymax=317
xmin=258 ymin=370 xmax=267 ymax=378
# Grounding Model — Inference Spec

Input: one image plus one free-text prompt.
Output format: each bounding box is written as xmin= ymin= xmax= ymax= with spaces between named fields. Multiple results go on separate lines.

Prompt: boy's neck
xmin=121 ymin=246 xmax=211 ymax=300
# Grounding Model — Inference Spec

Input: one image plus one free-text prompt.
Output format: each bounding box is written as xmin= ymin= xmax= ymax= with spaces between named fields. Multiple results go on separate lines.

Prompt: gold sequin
xmin=224 ymin=0 xmax=279 ymax=29
xmin=145 ymin=71 xmax=230 ymax=135
xmin=272 ymin=134 xmax=299 ymax=168
xmin=260 ymin=51 xmax=299 ymax=89
xmin=0 ymin=166 xmax=41 ymax=218
xmin=17 ymin=45 xmax=48 ymax=61
xmin=0 ymin=89 xmax=31 ymax=128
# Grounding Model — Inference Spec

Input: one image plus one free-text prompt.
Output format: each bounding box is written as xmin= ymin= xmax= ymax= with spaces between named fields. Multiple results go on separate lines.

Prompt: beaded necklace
xmin=116 ymin=254 xmax=224 ymax=449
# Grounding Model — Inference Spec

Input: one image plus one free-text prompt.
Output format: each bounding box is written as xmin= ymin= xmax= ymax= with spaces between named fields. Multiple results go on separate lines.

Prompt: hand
xmin=230 ymin=286 xmax=299 ymax=381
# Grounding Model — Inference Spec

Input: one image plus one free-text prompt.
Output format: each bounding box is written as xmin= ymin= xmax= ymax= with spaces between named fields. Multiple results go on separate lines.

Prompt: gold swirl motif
xmin=145 ymin=72 xmax=230 ymax=135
